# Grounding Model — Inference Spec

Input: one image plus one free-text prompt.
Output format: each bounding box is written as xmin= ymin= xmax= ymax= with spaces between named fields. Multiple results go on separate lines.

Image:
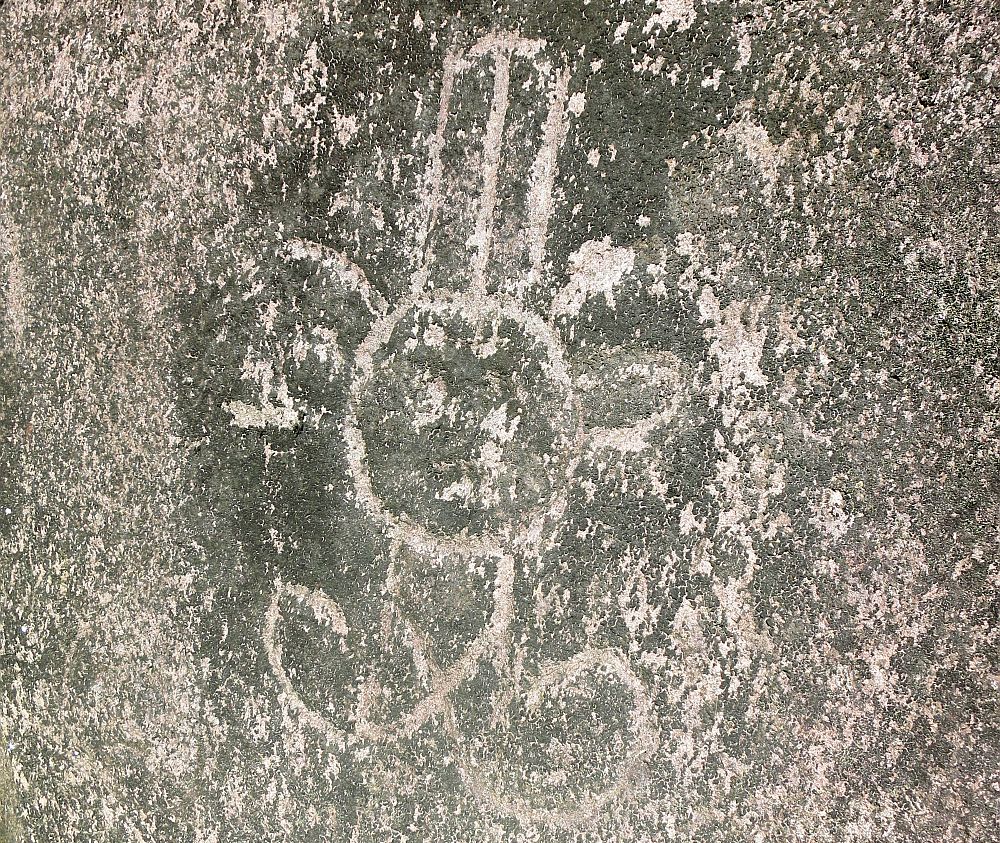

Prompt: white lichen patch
xmin=697 ymin=286 xmax=769 ymax=391
xmin=722 ymin=115 xmax=790 ymax=193
xmin=551 ymin=238 xmax=635 ymax=318
xmin=643 ymin=0 xmax=697 ymax=34
xmin=224 ymin=398 xmax=301 ymax=430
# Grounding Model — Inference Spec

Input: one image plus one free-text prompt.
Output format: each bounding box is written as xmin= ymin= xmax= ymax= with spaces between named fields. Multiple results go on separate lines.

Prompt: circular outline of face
xmin=343 ymin=288 xmax=585 ymax=557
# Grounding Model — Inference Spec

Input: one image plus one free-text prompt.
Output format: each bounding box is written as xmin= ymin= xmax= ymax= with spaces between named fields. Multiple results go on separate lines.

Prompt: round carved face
xmin=345 ymin=292 xmax=582 ymax=545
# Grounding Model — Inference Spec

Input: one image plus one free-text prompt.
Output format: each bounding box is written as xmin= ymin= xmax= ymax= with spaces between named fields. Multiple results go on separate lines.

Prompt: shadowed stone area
xmin=1 ymin=1 xmax=998 ymax=840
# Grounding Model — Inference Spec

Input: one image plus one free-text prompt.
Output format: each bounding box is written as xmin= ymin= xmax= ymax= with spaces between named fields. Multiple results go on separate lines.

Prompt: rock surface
xmin=1 ymin=1 xmax=998 ymax=840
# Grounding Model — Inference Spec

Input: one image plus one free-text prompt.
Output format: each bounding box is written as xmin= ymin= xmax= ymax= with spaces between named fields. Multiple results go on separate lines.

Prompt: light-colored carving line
xmin=411 ymin=47 xmax=461 ymax=297
xmin=445 ymin=647 xmax=659 ymax=830
xmin=356 ymin=549 xmax=517 ymax=743
xmin=263 ymin=548 xmax=516 ymax=751
xmin=282 ymin=237 xmax=387 ymax=315
xmin=263 ymin=580 xmax=350 ymax=750
xmin=579 ymin=354 xmax=689 ymax=453
xmin=585 ymin=398 xmax=685 ymax=453
xmin=468 ymin=49 xmax=512 ymax=302
xmin=467 ymin=32 xmax=545 ymax=60
xmin=525 ymin=69 xmax=571 ymax=295
xmin=415 ymin=33 xmax=544 ymax=299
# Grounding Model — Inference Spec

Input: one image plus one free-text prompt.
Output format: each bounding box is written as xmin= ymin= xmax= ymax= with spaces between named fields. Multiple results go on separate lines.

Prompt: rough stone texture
xmin=1 ymin=1 xmax=998 ymax=841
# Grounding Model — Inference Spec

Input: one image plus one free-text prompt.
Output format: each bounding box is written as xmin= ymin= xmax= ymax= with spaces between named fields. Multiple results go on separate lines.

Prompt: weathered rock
xmin=1 ymin=1 xmax=997 ymax=840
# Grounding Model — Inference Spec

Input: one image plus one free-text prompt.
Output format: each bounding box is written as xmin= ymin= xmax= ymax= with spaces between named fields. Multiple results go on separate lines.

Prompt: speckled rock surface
xmin=1 ymin=1 xmax=998 ymax=840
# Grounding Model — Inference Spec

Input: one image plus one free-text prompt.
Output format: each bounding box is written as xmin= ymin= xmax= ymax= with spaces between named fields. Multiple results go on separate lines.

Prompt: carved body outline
xmin=263 ymin=31 xmax=660 ymax=829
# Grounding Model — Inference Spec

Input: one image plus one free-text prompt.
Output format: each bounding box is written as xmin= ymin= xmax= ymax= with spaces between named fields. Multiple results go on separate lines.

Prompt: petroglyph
xmin=261 ymin=30 xmax=683 ymax=828
xmin=447 ymin=647 xmax=658 ymax=830
xmin=282 ymin=238 xmax=388 ymax=317
xmin=343 ymin=290 xmax=582 ymax=553
xmin=264 ymin=580 xmax=352 ymax=748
